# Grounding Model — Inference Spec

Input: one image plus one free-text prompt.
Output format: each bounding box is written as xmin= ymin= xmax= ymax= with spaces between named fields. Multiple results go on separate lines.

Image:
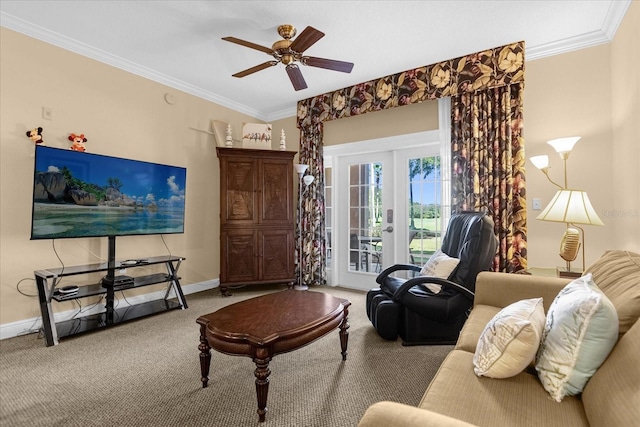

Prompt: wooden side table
xmin=523 ymin=267 xmax=582 ymax=278
xmin=523 ymin=267 xmax=558 ymax=277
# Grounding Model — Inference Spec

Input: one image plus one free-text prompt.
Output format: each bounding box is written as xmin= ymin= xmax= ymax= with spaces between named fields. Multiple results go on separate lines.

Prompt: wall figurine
xmin=68 ymin=133 xmax=88 ymax=152
xmin=26 ymin=127 xmax=44 ymax=145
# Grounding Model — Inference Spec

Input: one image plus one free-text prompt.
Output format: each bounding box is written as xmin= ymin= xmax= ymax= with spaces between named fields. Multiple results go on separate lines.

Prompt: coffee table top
xmin=197 ymin=290 xmax=351 ymax=354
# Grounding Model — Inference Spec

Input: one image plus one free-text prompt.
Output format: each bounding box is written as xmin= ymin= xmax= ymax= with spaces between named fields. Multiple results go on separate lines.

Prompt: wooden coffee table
xmin=196 ymin=290 xmax=351 ymax=422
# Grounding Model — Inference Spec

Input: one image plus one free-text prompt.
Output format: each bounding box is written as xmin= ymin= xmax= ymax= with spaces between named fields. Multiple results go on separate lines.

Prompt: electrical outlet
xmin=42 ymin=107 xmax=53 ymax=120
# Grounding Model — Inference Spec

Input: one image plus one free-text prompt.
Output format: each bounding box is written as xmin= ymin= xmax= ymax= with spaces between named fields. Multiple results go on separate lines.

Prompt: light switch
xmin=532 ymin=198 xmax=542 ymax=210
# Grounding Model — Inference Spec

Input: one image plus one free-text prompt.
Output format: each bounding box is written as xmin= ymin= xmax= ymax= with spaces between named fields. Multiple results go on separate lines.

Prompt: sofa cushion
xmin=535 ymin=274 xmax=618 ymax=402
xmin=474 ymin=272 xmax=570 ymax=313
xmin=420 ymin=350 xmax=589 ymax=427
xmin=584 ymin=250 xmax=640 ymax=336
xmin=473 ymin=298 xmax=545 ymax=379
xmin=358 ymin=401 xmax=478 ymax=427
xmin=456 ymin=305 xmax=500 ymax=353
xmin=582 ymin=319 xmax=640 ymax=426
xmin=419 ymin=249 xmax=460 ymax=293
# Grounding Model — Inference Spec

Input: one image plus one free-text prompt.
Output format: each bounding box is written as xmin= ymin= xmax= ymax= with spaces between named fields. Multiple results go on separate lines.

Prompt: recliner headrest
xmin=440 ymin=211 xmax=498 ymax=291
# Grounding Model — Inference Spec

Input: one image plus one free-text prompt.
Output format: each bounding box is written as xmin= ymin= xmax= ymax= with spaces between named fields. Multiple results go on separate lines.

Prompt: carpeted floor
xmin=0 ymin=285 xmax=452 ymax=426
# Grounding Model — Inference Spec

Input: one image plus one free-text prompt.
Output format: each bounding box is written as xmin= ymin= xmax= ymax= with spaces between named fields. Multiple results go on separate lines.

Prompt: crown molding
xmin=526 ymin=0 xmax=631 ymax=61
xmin=601 ymin=0 xmax=632 ymax=40
xmin=526 ymin=29 xmax=612 ymax=61
xmin=264 ymin=106 xmax=298 ymax=122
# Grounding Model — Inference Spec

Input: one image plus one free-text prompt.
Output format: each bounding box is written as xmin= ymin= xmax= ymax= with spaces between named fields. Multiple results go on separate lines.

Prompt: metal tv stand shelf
xmin=35 ymin=255 xmax=188 ymax=346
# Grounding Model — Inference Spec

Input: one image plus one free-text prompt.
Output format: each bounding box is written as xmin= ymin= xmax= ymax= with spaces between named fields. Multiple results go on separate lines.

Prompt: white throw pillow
xmin=535 ymin=274 xmax=619 ymax=402
xmin=473 ymin=298 xmax=545 ymax=379
xmin=419 ymin=249 xmax=460 ymax=293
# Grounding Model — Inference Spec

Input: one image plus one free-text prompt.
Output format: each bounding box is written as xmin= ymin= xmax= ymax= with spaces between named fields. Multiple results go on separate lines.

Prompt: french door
xmin=337 ymin=151 xmax=395 ymax=290
xmin=325 ymin=130 xmax=447 ymax=291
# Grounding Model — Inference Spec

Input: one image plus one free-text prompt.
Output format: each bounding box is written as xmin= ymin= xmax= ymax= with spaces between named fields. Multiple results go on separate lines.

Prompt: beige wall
xmin=272 ymin=100 xmax=439 ymax=156
xmin=1 ymin=3 xmax=639 ymax=331
xmin=524 ymin=43 xmax=614 ymax=268
xmin=611 ymin=0 xmax=640 ymax=250
xmin=525 ymin=1 xmax=640 ymax=268
xmin=324 ymin=100 xmax=439 ymax=145
xmin=0 ymin=28 xmax=264 ymax=326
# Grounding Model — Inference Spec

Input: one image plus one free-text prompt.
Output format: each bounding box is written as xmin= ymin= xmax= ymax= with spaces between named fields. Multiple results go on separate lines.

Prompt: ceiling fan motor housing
xmin=272 ymin=39 xmax=294 ymax=64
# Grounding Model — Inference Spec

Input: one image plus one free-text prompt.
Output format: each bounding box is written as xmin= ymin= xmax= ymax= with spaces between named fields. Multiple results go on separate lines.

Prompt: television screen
xmin=31 ymin=146 xmax=187 ymax=240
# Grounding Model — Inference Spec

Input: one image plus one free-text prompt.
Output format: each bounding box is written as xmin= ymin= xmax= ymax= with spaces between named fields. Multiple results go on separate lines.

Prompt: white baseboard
xmin=0 ymin=279 xmax=218 ymax=341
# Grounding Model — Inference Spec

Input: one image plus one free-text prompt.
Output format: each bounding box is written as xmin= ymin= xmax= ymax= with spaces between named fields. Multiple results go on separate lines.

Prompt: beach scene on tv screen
xmin=31 ymin=146 xmax=186 ymax=239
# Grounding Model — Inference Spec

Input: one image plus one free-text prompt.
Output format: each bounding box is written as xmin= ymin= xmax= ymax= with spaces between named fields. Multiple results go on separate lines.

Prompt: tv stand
xmin=35 ymin=254 xmax=187 ymax=346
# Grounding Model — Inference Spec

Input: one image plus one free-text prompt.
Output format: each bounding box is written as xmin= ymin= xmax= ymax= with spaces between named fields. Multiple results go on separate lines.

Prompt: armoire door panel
xmin=260 ymin=229 xmax=294 ymax=280
xmin=222 ymin=159 xmax=256 ymax=223
xmin=260 ymin=159 xmax=293 ymax=224
xmin=221 ymin=231 xmax=257 ymax=283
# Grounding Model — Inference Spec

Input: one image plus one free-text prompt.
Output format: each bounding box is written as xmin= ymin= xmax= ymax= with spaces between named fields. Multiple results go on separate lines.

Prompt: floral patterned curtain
xmin=451 ymin=83 xmax=527 ymax=272
xmin=297 ymin=42 xmax=525 ymax=128
xmin=296 ymin=41 xmax=526 ymax=282
xmin=297 ymin=123 xmax=327 ymax=286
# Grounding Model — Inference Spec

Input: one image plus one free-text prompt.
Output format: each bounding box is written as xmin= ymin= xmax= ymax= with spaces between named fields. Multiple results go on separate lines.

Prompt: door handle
xmin=382 ymin=226 xmax=393 ymax=233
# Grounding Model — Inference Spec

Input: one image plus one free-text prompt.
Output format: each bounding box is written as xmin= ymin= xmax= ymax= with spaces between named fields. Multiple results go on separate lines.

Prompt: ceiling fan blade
xmin=222 ymin=36 xmax=274 ymax=54
xmin=286 ymin=64 xmax=308 ymax=91
xmin=232 ymin=61 xmax=278 ymax=78
xmin=303 ymin=57 xmax=354 ymax=73
xmin=289 ymin=26 xmax=325 ymax=53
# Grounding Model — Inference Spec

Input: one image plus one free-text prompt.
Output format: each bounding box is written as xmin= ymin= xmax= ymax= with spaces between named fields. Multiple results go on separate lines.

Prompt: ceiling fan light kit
xmin=223 ymin=24 xmax=354 ymax=91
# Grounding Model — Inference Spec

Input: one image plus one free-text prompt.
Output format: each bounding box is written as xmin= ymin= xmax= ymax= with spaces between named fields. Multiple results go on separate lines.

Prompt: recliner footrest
xmin=399 ymin=308 xmax=467 ymax=345
xmin=366 ymin=287 xmax=385 ymax=321
xmin=370 ymin=295 xmax=399 ymax=340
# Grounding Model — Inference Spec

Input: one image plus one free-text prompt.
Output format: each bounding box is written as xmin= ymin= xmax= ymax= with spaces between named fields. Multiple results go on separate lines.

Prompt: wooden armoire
xmin=216 ymin=147 xmax=296 ymax=296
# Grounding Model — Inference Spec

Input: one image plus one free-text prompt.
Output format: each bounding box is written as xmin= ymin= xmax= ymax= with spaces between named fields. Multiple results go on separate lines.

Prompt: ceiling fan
xmin=222 ymin=24 xmax=354 ymax=91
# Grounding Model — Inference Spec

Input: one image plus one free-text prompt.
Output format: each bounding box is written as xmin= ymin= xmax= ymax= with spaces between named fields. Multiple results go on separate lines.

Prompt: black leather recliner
xmin=366 ymin=211 xmax=498 ymax=345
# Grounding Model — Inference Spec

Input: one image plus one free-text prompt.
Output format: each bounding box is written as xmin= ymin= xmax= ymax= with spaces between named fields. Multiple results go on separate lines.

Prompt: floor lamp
xmin=294 ymin=164 xmax=315 ymax=290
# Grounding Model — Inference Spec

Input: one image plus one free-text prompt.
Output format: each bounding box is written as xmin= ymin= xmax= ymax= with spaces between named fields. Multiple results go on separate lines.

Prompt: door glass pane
xmin=408 ymin=156 xmax=442 ymax=266
xmin=325 ymin=167 xmax=332 ymax=269
xmin=348 ymin=162 xmax=382 ymax=273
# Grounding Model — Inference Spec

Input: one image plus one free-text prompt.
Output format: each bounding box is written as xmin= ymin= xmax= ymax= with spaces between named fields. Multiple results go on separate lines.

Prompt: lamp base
xmin=293 ymin=284 xmax=309 ymax=291
xmin=557 ymin=267 xmax=582 ymax=279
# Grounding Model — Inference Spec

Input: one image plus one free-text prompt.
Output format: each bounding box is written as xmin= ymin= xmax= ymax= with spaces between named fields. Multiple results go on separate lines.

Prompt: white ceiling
xmin=0 ymin=1 xmax=631 ymax=122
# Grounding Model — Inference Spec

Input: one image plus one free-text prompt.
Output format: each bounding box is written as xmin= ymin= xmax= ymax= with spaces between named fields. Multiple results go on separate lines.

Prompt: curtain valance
xmin=296 ymin=41 xmax=524 ymax=128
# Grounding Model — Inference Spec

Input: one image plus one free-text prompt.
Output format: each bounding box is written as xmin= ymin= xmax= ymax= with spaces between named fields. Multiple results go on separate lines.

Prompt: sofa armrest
xmin=474 ymin=271 xmax=571 ymax=312
xmin=358 ymin=402 xmax=478 ymax=427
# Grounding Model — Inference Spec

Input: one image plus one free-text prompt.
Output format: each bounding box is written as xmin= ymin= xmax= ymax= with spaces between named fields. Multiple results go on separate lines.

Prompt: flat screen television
xmin=31 ymin=145 xmax=187 ymax=241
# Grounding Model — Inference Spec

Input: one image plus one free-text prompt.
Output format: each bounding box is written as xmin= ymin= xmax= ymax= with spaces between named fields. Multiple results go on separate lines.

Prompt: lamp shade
xmin=530 ymin=155 xmax=549 ymax=170
xmin=303 ymin=175 xmax=315 ymax=186
xmin=294 ymin=164 xmax=309 ymax=176
xmin=547 ymin=136 xmax=580 ymax=155
xmin=537 ymin=189 xmax=604 ymax=226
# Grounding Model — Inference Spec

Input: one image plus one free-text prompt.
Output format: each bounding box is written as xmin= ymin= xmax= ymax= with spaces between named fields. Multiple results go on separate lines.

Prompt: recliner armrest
xmin=376 ymin=264 xmax=421 ymax=285
xmin=358 ymin=401 xmax=478 ymax=427
xmin=474 ymin=271 xmax=571 ymax=312
xmin=391 ymin=277 xmax=474 ymax=302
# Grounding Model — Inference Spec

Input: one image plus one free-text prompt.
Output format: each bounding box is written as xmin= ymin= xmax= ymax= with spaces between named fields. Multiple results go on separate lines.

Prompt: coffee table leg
xmin=339 ymin=308 xmax=350 ymax=361
xmin=254 ymin=348 xmax=271 ymax=422
xmin=198 ymin=324 xmax=211 ymax=388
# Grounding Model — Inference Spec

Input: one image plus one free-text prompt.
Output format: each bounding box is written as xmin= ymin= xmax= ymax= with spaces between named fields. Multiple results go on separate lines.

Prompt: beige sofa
xmin=359 ymin=250 xmax=640 ymax=427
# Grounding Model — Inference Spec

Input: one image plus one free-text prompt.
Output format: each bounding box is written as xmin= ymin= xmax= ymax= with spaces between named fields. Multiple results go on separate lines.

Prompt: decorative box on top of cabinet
xmin=216 ymin=147 xmax=296 ymax=296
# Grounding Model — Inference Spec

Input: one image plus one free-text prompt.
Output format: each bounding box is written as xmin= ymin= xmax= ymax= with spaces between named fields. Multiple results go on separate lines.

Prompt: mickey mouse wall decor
xmin=26 ymin=127 xmax=44 ymax=145
xmin=68 ymin=133 xmax=88 ymax=152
